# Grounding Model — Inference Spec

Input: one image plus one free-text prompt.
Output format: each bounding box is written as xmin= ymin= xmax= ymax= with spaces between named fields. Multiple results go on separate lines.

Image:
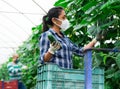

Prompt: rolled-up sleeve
xmin=39 ymin=32 xmax=50 ymax=63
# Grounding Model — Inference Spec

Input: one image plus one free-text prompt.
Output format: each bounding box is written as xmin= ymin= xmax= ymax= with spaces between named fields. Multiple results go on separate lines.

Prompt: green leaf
xmin=100 ymin=0 xmax=120 ymax=10
xmin=115 ymin=54 xmax=120 ymax=69
xmin=114 ymin=40 xmax=120 ymax=47
xmin=100 ymin=20 xmax=116 ymax=29
xmin=87 ymin=25 xmax=99 ymax=36
xmin=103 ymin=55 xmax=108 ymax=65
xmin=81 ymin=1 xmax=98 ymax=11
xmin=54 ymin=0 xmax=69 ymax=8
xmin=94 ymin=53 xmax=103 ymax=66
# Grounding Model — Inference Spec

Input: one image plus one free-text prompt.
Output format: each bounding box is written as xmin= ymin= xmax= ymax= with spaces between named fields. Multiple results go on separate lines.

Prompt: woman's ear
xmin=52 ymin=18 xmax=62 ymax=25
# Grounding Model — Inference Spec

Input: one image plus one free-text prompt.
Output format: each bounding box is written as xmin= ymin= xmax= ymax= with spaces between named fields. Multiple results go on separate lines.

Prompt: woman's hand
xmin=95 ymin=30 xmax=105 ymax=41
xmin=48 ymin=41 xmax=61 ymax=54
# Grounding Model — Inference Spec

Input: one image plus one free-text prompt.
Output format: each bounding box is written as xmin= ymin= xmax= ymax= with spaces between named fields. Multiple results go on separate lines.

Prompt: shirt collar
xmin=49 ymin=28 xmax=57 ymax=35
xmin=49 ymin=28 xmax=65 ymax=38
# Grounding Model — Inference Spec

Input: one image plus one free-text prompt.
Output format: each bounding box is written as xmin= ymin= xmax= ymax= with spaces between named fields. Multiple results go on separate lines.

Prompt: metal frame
xmin=84 ymin=48 xmax=120 ymax=89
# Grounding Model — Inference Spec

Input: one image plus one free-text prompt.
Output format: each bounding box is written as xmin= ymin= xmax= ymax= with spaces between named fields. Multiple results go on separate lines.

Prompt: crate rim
xmin=38 ymin=63 xmax=104 ymax=71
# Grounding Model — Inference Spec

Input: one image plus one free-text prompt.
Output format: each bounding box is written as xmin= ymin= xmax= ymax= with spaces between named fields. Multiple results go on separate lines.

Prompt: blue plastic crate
xmin=37 ymin=63 xmax=104 ymax=89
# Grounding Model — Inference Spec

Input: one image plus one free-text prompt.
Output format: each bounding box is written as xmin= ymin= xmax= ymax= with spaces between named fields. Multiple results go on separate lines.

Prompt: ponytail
xmin=42 ymin=15 xmax=49 ymax=32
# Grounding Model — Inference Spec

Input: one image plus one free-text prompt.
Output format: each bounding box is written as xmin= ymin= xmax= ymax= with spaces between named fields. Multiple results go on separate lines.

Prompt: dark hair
xmin=42 ymin=7 xmax=64 ymax=32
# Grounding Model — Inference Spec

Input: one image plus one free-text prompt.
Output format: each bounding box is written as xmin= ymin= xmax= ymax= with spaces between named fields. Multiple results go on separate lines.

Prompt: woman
xmin=40 ymin=6 xmax=102 ymax=69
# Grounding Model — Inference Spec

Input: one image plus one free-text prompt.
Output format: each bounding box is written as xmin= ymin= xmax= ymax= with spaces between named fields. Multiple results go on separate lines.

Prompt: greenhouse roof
xmin=0 ymin=0 xmax=56 ymax=64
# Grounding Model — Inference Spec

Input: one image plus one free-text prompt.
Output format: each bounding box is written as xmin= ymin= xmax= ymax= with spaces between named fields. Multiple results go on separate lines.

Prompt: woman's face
xmin=52 ymin=10 xmax=67 ymax=27
xmin=58 ymin=10 xmax=66 ymax=21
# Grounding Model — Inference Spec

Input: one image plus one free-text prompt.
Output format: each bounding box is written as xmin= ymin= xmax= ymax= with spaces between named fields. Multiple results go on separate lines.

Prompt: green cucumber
xmin=48 ymin=34 xmax=56 ymax=43
xmin=48 ymin=34 xmax=62 ymax=49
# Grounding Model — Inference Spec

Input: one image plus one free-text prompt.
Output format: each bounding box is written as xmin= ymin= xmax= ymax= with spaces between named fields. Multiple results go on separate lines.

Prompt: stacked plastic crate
xmin=0 ymin=81 xmax=4 ymax=89
xmin=37 ymin=63 xmax=104 ymax=89
xmin=0 ymin=80 xmax=18 ymax=89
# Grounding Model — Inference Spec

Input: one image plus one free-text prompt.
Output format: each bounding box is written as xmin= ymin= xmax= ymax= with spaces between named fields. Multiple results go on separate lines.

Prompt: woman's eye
xmin=63 ymin=16 xmax=67 ymax=19
xmin=62 ymin=17 xmax=64 ymax=19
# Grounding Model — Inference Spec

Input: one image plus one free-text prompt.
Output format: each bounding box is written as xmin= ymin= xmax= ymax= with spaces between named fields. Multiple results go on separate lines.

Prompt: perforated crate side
xmin=37 ymin=63 xmax=104 ymax=89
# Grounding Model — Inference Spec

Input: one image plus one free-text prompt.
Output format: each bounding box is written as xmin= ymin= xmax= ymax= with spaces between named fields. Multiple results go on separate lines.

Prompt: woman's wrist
xmin=92 ymin=38 xmax=97 ymax=44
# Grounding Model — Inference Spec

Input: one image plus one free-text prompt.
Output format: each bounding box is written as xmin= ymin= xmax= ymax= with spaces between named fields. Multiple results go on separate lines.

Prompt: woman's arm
xmin=83 ymin=30 xmax=105 ymax=50
xmin=44 ymin=52 xmax=53 ymax=62
xmin=83 ymin=39 xmax=97 ymax=51
xmin=69 ymin=38 xmax=97 ymax=55
xmin=40 ymin=33 xmax=52 ymax=63
xmin=40 ymin=32 xmax=60 ymax=62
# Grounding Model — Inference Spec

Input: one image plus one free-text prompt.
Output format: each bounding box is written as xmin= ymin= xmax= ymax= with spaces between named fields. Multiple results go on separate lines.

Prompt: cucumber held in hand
xmin=48 ymin=34 xmax=56 ymax=43
xmin=48 ymin=34 xmax=62 ymax=48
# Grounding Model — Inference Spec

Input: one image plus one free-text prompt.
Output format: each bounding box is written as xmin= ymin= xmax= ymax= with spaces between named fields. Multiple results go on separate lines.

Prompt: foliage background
xmin=0 ymin=0 xmax=120 ymax=89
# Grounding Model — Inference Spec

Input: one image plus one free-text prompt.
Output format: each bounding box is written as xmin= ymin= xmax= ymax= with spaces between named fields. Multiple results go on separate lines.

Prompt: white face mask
xmin=55 ymin=19 xmax=70 ymax=31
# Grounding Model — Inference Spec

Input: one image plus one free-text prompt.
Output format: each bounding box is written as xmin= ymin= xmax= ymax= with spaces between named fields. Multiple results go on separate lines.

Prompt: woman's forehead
xmin=59 ymin=10 xmax=66 ymax=17
xmin=13 ymin=54 xmax=19 ymax=57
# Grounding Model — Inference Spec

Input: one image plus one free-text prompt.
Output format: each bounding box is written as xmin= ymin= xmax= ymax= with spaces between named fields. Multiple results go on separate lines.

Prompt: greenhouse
xmin=0 ymin=0 xmax=120 ymax=89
